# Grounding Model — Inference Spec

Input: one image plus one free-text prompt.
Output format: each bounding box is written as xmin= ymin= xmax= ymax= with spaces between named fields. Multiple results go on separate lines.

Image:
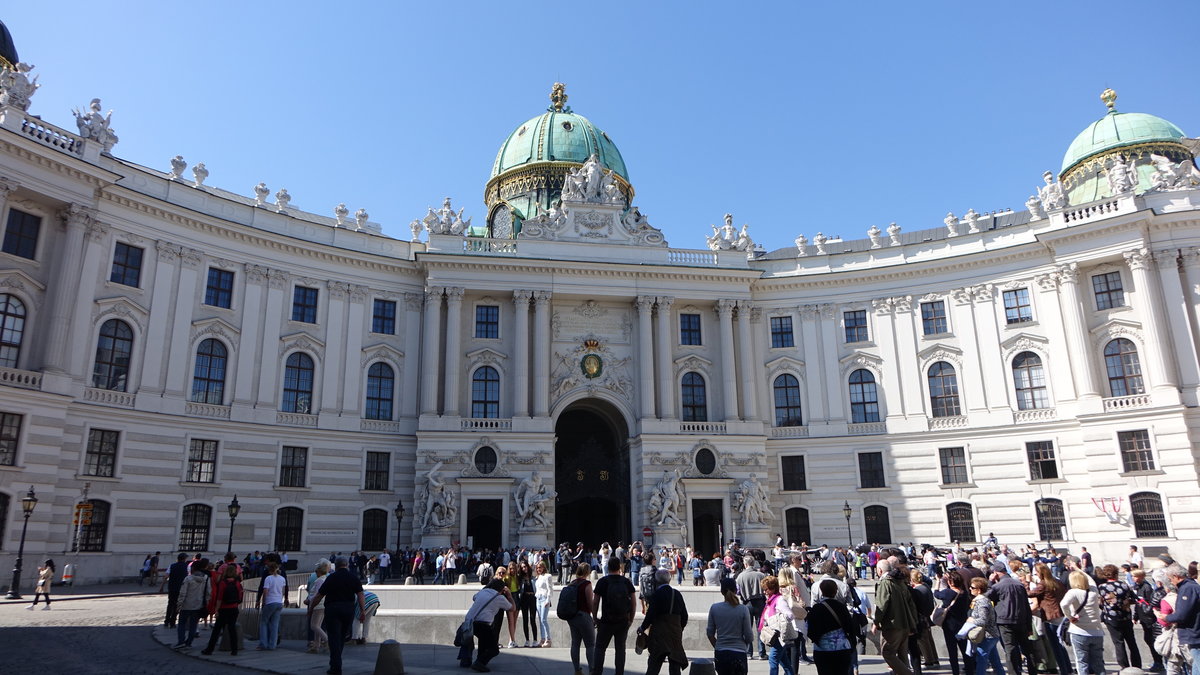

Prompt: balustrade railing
xmin=0 ymin=366 xmax=42 ymax=390
xmin=929 ymin=415 xmax=968 ymax=429
xmin=1102 ymin=394 xmax=1151 ymax=412
xmin=668 ymin=249 xmax=718 ymax=266
xmin=18 ymin=113 xmax=85 ymax=157
xmin=1014 ymin=408 xmax=1056 ymax=423
xmin=847 ymin=422 xmax=887 ymax=435
xmin=679 ymin=421 xmax=727 ymax=434
xmin=770 ymin=426 xmax=810 ymax=438
xmin=463 ymin=239 xmax=518 ymax=254
xmin=84 ymin=387 xmax=135 ymax=407
xmin=460 ymin=418 xmax=512 ymax=431
xmin=277 ymin=412 xmax=317 ymax=427
xmin=1062 ymin=200 xmax=1120 ymax=224
xmin=362 ymin=419 xmax=402 ymax=432
xmin=186 ymin=402 xmax=231 ymax=419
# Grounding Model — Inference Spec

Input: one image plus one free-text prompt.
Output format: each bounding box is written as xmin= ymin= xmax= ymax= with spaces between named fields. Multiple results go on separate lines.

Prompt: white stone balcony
xmin=0 ymin=366 xmax=42 ymax=390
xmin=463 ymin=238 xmax=518 ymax=254
xmin=667 ymin=249 xmax=718 ymax=266
xmin=929 ymin=415 xmax=968 ymax=430
xmin=1059 ymin=198 xmax=1126 ymax=225
xmin=461 ymin=418 xmax=512 ymax=432
xmin=770 ymin=425 xmax=810 ymax=438
xmin=1102 ymin=394 xmax=1152 ymax=412
xmin=680 ymin=421 xmax=727 ymax=434
xmin=1014 ymin=408 xmax=1056 ymax=423
xmin=847 ymin=422 xmax=887 ymax=435
xmin=186 ymin=402 xmax=231 ymax=419
xmin=361 ymin=419 xmax=402 ymax=432
xmin=84 ymin=387 xmax=135 ymax=407
xmin=276 ymin=412 xmax=317 ymax=427
xmin=0 ymin=106 xmax=86 ymax=158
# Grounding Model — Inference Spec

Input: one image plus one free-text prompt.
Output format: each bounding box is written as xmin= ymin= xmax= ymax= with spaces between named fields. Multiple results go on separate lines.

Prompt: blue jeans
xmin=1068 ymin=633 xmax=1103 ymax=675
xmin=538 ymin=602 xmax=551 ymax=643
xmin=568 ymin=612 xmax=596 ymax=671
xmin=767 ymin=643 xmax=795 ymax=675
xmin=176 ymin=608 xmax=201 ymax=646
xmin=973 ymin=636 xmax=1007 ymax=675
xmin=259 ymin=602 xmax=283 ymax=649
xmin=715 ymin=649 xmax=749 ymax=675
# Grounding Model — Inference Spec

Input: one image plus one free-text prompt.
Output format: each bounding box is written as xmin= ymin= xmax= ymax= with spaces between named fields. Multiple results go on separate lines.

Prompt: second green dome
xmin=1060 ymin=110 xmax=1186 ymax=176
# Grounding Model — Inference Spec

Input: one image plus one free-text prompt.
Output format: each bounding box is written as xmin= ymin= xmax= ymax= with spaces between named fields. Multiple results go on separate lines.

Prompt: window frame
xmin=848 ymin=368 xmax=880 ymax=423
xmin=361 ymin=508 xmax=389 ymax=551
xmin=290 ymin=285 xmax=319 ymax=324
xmin=371 ymin=298 xmax=397 ymax=335
xmin=82 ymin=428 xmax=120 ymax=478
xmin=1002 ymin=288 xmax=1034 ymax=325
xmin=1103 ymin=338 xmax=1144 ymax=397
xmin=863 ymin=504 xmax=892 ymax=544
xmin=1 ymin=208 xmax=42 ymax=260
xmin=470 ymin=366 xmax=500 ymax=419
xmin=365 ymin=361 xmax=395 ymax=421
xmin=273 ymin=506 xmax=304 ymax=552
xmin=769 ymin=315 xmax=795 ymax=348
xmin=474 ymin=304 xmax=500 ymax=340
xmin=938 ymin=446 xmax=970 ymax=486
xmin=946 ymin=502 xmax=977 ymax=543
xmin=364 ymin=451 xmax=391 ymax=491
xmin=204 ymin=267 xmax=235 ymax=309
xmin=1012 ymin=351 xmax=1049 ymax=410
xmin=920 ymin=300 xmax=949 ymax=336
xmin=857 ymin=450 xmax=886 ymax=489
xmin=772 ymin=373 xmax=803 ymax=427
xmin=1130 ymin=491 xmax=1169 ymax=538
xmin=780 ymin=455 xmax=807 ymax=492
xmin=927 ymin=361 xmax=962 ymax=418
xmin=1117 ymin=429 xmax=1156 ymax=473
xmin=0 ymin=292 xmax=27 ymax=369
xmin=92 ymin=318 xmax=134 ymax=391
xmin=108 ymin=241 xmax=144 ymax=288
xmin=185 ymin=438 xmax=219 ymax=484
xmin=1092 ymin=271 xmax=1125 ymax=311
xmin=679 ymin=313 xmax=702 ymax=346
xmin=680 ymin=371 xmax=708 ymax=422
xmin=785 ymin=507 xmax=812 ymax=547
xmin=843 ymin=310 xmax=869 ymax=343
xmin=0 ymin=410 xmax=23 ymax=466
xmin=281 ymin=352 xmax=315 ymax=414
xmin=190 ymin=338 xmax=228 ymax=405
xmin=279 ymin=445 xmax=308 ymax=488
xmin=1034 ymin=498 xmax=1067 ymax=542
xmin=178 ymin=503 xmax=212 ymax=552
xmin=1025 ymin=440 xmax=1060 ymax=481
xmin=77 ymin=499 xmax=110 ymax=552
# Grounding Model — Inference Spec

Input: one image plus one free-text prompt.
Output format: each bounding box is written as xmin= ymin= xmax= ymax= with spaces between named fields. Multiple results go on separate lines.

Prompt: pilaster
xmin=1155 ymin=249 xmax=1199 ymax=406
xmin=532 ymin=291 xmax=552 ymax=417
xmin=654 ymin=296 xmax=675 ymax=419
xmin=512 ymin=290 xmax=532 ymax=418
xmin=1125 ymin=248 xmax=1180 ymax=405
xmin=443 ymin=287 xmax=465 ymax=417
xmin=420 ymin=287 xmax=443 ymax=416
xmin=137 ymin=241 xmax=181 ymax=398
xmin=401 ymin=292 xmax=423 ymax=419
xmin=636 ymin=296 xmax=656 ymax=420
xmin=736 ymin=301 xmax=759 ymax=421
xmin=716 ymin=299 xmax=739 ymax=422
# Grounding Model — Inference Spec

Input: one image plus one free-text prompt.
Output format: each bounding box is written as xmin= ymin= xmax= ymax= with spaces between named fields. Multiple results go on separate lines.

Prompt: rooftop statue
xmin=813 ymin=232 xmax=828 ymax=255
xmin=167 ymin=155 xmax=186 ymax=181
xmin=1038 ymin=171 xmax=1067 ymax=210
xmin=334 ymin=202 xmax=349 ymax=226
xmin=191 ymin=162 xmax=208 ymax=187
xmin=72 ymin=98 xmax=119 ymax=152
xmin=1148 ymin=153 xmax=1200 ymax=192
xmin=867 ymin=224 xmax=882 ymax=249
xmin=409 ymin=219 xmax=422 ymax=242
xmin=548 ymin=81 xmax=570 ymax=113
xmin=963 ymin=208 xmax=980 ymax=234
xmin=0 ymin=62 xmax=39 ymax=111
xmin=1106 ymin=154 xmax=1137 ymax=196
xmin=423 ymin=196 xmax=470 ymax=236
xmin=794 ymin=234 xmax=808 ymax=256
xmin=1026 ymin=195 xmax=1044 ymax=220
xmin=274 ymin=188 xmax=291 ymax=213
xmin=706 ymin=213 xmax=753 ymax=252
xmin=354 ymin=208 xmax=369 ymax=230
xmin=253 ymin=182 xmax=270 ymax=207
xmin=887 ymin=222 xmax=902 ymax=246
xmin=561 ymin=155 xmax=623 ymax=205
xmin=944 ymin=212 xmax=959 ymax=237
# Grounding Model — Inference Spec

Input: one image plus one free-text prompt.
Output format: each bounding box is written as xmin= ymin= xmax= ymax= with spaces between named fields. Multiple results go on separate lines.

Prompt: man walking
xmin=638 ymin=569 xmax=689 ymax=675
xmin=874 ymin=558 xmax=917 ymax=675
xmin=736 ymin=558 xmax=768 ymax=659
xmin=988 ymin=562 xmax=1040 ymax=675
xmin=163 ymin=553 xmax=190 ymax=628
xmin=378 ymin=549 xmax=391 ymax=583
xmin=308 ymin=557 xmax=366 ymax=675
xmin=1158 ymin=562 xmax=1200 ymax=668
xmin=592 ymin=557 xmax=636 ymax=675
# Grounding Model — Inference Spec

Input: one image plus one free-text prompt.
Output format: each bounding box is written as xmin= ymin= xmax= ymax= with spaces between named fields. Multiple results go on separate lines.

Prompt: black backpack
xmin=221 ymin=580 xmax=240 ymax=605
xmin=602 ymin=577 xmax=632 ymax=623
xmin=557 ymin=580 xmax=582 ymax=619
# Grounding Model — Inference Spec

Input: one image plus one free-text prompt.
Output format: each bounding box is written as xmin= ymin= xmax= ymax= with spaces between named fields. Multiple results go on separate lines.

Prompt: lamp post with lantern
xmin=842 ymin=500 xmax=853 ymax=550
xmin=226 ymin=495 xmax=241 ymax=555
xmin=393 ymin=501 xmax=406 ymax=553
xmin=6 ymin=486 xmax=38 ymax=599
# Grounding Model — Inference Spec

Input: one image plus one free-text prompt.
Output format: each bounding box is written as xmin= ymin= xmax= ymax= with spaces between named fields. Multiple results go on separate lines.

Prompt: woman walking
xmin=517 ymin=561 xmax=539 ymax=647
xmin=26 ymin=559 xmax=55 ymax=609
xmin=706 ymin=577 xmax=754 ymax=675
xmin=201 ymin=564 xmax=243 ymax=656
xmin=1029 ymin=563 xmax=1070 ymax=675
xmin=306 ymin=559 xmax=331 ymax=653
xmin=1060 ymin=571 xmax=1103 ymax=675
xmin=808 ymin=579 xmax=857 ymax=675
xmin=759 ymin=575 xmax=796 ymax=675
xmin=959 ymin=577 xmax=1006 ymax=675
xmin=534 ymin=560 xmax=554 ymax=647
xmin=565 ymin=562 xmax=596 ymax=675
xmin=934 ymin=571 xmax=975 ymax=675
xmin=257 ymin=562 xmax=286 ymax=650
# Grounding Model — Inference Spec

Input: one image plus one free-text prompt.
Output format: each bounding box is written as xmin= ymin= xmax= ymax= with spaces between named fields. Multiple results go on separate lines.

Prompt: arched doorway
xmin=554 ymin=400 xmax=630 ymax=549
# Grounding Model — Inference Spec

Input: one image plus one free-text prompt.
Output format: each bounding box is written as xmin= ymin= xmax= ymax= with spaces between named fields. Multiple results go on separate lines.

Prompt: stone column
xmin=1180 ymin=248 xmax=1200 ymax=371
xmin=969 ymin=285 xmax=1009 ymax=410
xmin=1047 ymin=264 xmax=1098 ymax=399
xmin=65 ymin=215 xmax=110 ymax=379
xmin=138 ymin=241 xmax=181 ymax=394
xmin=716 ymin=299 xmax=739 ymax=421
xmin=950 ymin=289 xmax=989 ymax=412
xmin=401 ymin=293 xmax=423 ymax=419
xmin=0 ymin=177 xmax=17 ymax=215
xmin=162 ymin=247 xmax=203 ymax=397
xmin=1125 ymin=248 xmax=1179 ymax=395
xmin=655 ymin=296 xmax=676 ymax=419
xmin=1155 ymin=249 xmax=1199 ymax=403
xmin=736 ymin=301 xmax=759 ymax=421
xmin=233 ymin=265 xmax=267 ymax=406
xmin=420 ymin=287 xmax=443 ymax=416
xmin=512 ymin=290 xmax=532 ymax=418
xmin=532 ymin=291 xmax=552 ymax=417
xmin=320 ymin=281 xmax=349 ymax=414
xmin=799 ymin=305 xmax=825 ymax=423
xmin=816 ymin=304 xmax=843 ymax=420
xmin=343 ymin=285 xmax=370 ymax=415
xmin=443 ymin=287 xmax=465 ymax=417
xmin=891 ymin=297 xmax=922 ymax=416
xmin=254 ymin=269 xmax=289 ymax=408
xmin=636 ymin=296 xmax=656 ymax=419
xmin=871 ymin=298 xmax=902 ymax=420
xmin=42 ymin=205 xmax=95 ymax=374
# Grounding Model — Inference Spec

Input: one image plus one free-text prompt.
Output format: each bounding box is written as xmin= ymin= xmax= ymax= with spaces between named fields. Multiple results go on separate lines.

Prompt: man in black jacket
xmin=987 ymin=565 xmax=1040 ymax=675
xmin=907 ymin=569 xmax=939 ymax=674
xmin=637 ymin=569 xmax=688 ymax=675
xmin=163 ymin=553 xmax=190 ymax=628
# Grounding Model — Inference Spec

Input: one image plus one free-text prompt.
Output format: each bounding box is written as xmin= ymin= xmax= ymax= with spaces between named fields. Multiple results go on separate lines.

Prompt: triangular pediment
xmin=361 ymin=343 xmax=405 ymax=369
xmin=674 ymin=354 xmax=714 ymax=371
xmin=839 ymin=351 xmax=883 ymax=370
xmin=92 ymin=296 xmax=149 ymax=323
xmin=280 ymin=331 xmax=325 ymax=354
xmin=190 ymin=317 xmax=241 ymax=343
xmin=1000 ymin=332 xmax=1049 ymax=354
xmin=0 ymin=269 xmax=46 ymax=296
xmin=764 ymin=355 xmax=806 ymax=371
xmin=917 ymin=343 xmax=963 ymax=363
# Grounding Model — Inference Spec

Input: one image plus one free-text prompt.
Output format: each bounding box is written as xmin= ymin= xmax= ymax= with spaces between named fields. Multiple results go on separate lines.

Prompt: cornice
xmin=0 ymin=132 xmax=123 ymax=187
xmin=418 ymin=253 xmax=762 ymax=286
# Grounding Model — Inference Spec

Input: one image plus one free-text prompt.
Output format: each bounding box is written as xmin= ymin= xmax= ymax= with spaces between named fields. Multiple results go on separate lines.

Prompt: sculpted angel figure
xmin=648 ymin=469 xmax=685 ymax=527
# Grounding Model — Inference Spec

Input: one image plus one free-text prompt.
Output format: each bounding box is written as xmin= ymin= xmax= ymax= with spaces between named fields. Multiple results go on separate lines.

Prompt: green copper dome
xmin=491 ymin=110 xmax=628 ymax=182
xmin=1060 ymin=110 xmax=1186 ymax=175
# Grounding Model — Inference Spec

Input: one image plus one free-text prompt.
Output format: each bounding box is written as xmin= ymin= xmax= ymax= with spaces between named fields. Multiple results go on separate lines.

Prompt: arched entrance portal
xmin=555 ymin=400 xmax=630 ymax=549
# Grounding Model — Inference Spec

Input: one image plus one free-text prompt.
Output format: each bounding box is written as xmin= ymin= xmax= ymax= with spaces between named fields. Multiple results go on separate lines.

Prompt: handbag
xmin=454 ymin=590 xmax=501 ymax=647
xmin=966 ymin=625 xmax=986 ymax=644
xmin=1154 ymin=625 xmax=1178 ymax=659
xmin=1057 ymin=587 xmax=1089 ymax=643
xmin=931 ymin=606 xmax=946 ymax=627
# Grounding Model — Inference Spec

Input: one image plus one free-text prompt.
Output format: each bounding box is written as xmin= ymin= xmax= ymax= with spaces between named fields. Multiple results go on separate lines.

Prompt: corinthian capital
xmin=1124 ymin=248 xmax=1153 ymax=271
xmin=715 ymin=299 xmax=736 ymax=317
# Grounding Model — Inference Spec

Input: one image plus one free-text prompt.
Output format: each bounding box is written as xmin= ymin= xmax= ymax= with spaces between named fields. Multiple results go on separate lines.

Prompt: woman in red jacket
xmin=201 ymin=564 xmax=243 ymax=656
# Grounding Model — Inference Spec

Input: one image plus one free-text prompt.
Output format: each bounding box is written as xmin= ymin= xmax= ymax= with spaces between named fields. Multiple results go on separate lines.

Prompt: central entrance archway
xmin=554 ymin=399 xmax=630 ymax=549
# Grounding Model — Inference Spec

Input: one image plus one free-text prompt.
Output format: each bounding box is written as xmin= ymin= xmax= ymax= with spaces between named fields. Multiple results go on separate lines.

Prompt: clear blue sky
xmin=5 ymin=2 xmax=1198 ymax=251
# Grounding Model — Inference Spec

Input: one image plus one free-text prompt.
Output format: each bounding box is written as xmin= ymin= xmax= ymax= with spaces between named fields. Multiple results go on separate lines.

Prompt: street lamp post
xmin=842 ymin=500 xmax=853 ymax=550
xmin=393 ymin=501 xmax=405 ymax=553
xmin=226 ymin=495 xmax=241 ymax=555
xmin=6 ymin=486 xmax=38 ymax=599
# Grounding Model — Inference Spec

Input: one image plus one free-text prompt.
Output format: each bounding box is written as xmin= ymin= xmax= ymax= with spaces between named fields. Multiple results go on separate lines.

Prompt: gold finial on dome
xmin=549 ymin=82 xmax=568 ymax=113
xmin=1101 ymin=88 xmax=1118 ymax=111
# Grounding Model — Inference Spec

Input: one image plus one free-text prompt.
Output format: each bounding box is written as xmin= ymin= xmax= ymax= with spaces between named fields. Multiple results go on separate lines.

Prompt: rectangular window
xmin=770 ymin=316 xmax=794 ymax=348
xmin=781 ymin=455 xmax=807 ymax=491
xmin=371 ymin=299 xmax=396 ymax=335
xmin=83 ymin=428 xmax=119 ymax=477
xmin=938 ymin=447 xmax=969 ymax=485
xmin=279 ymin=445 xmax=307 ymax=488
xmin=680 ymin=313 xmax=702 ymax=345
xmin=1092 ymin=271 xmax=1125 ymax=310
xmin=844 ymin=310 xmax=868 ymax=343
xmin=109 ymin=242 xmax=144 ymax=287
xmin=1026 ymin=440 xmax=1059 ymax=480
xmin=204 ymin=268 xmax=234 ymax=308
xmin=2 ymin=209 xmax=41 ymax=260
xmin=475 ymin=305 xmax=499 ymax=339
xmin=185 ymin=439 xmax=218 ymax=483
xmin=858 ymin=451 xmax=886 ymax=488
xmin=0 ymin=411 xmax=22 ymax=466
xmin=921 ymin=301 xmax=948 ymax=336
xmin=364 ymin=451 xmax=390 ymax=491
xmin=291 ymin=286 xmax=318 ymax=323
xmin=1118 ymin=430 xmax=1155 ymax=472
xmin=1003 ymin=288 xmax=1033 ymax=324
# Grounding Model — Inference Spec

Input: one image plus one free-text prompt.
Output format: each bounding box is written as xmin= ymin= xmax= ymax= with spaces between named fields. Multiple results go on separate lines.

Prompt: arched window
xmin=178 ymin=503 xmax=212 ymax=552
xmin=785 ymin=507 xmax=811 ymax=547
xmin=190 ymin=339 xmax=227 ymax=404
xmin=928 ymin=362 xmax=961 ymax=417
xmin=946 ymin=502 xmax=976 ymax=542
xmin=1104 ymin=339 xmax=1144 ymax=397
xmin=471 ymin=366 xmax=500 ymax=418
xmin=773 ymin=374 xmax=803 ymax=426
xmin=78 ymin=499 xmax=110 ymax=552
xmin=365 ymin=362 xmax=395 ymax=420
xmin=1035 ymin=498 xmax=1066 ymax=542
xmin=1012 ymin=351 xmax=1048 ymax=410
xmin=281 ymin=353 xmax=314 ymax=413
xmin=681 ymin=372 xmax=707 ymax=422
xmin=0 ymin=294 xmax=27 ymax=368
xmin=863 ymin=505 xmax=891 ymax=544
xmin=361 ymin=508 xmax=389 ymax=551
xmin=1130 ymin=492 xmax=1168 ymax=538
xmin=274 ymin=506 xmax=304 ymax=552
xmin=92 ymin=319 xmax=133 ymax=391
xmin=848 ymin=369 xmax=880 ymax=423
xmin=0 ymin=492 xmax=8 ymax=548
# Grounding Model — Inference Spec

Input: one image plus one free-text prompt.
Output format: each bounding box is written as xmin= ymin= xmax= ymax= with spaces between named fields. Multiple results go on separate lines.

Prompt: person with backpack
xmin=201 ymin=563 xmax=243 ymax=656
xmin=560 ymin=562 xmax=596 ymax=675
xmin=593 ymin=557 xmax=636 ymax=675
xmin=173 ymin=558 xmax=210 ymax=650
xmin=639 ymin=552 xmax=658 ymax=614
xmin=458 ymin=578 xmax=513 ymax=672
xmin=638 ymin=568 xmax=690 ymax=675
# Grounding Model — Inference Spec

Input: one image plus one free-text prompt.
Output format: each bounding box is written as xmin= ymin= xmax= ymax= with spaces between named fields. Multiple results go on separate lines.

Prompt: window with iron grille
xmin=849 ymin=369 xmax=880 ymax=423
xmin=864 ymin=505 xmax=891 ymax=544
xmin=1104 ymin=339 xmax=1144 ymax=397
xmin=1092 ymin=271 xmax=1125 ymax=310
xmin=681 ymin=372 xmax=707 ymax=422
xmin=1012 ymin=351 xmax=1048 ymax=410
xmin=773 ymin=374 xmax=803 ymax=426
xmin=371 ymin=299 xmax=396 ymax=335
xmin=1003 ymin=288 xmax=1033 ymax=324
xmin=946 ymin=502 xmax=976 ymax=542
xmin=781 ymin=455 xmax=807 ymax=491
xmin=471 ymin=366 xmax=500 ymax=418
xmin=178 ymin=504 xmax=211 ymax=552
xmin=770 ymin=316 xmax=794 ymax=348
xmin=1118 ymin=430 xmax=1155 ymax=472
xmin=109 ymin=242 xmax=144 ymax=287
xmin=1026 ymin=440 xmax=1059 ymax=480
xmin=844 ymin=310 xmax=868 ymax=343
xmin=1035 ymin=499 xmax=1066 ymax=542
xmin=0 ymin=411 xmax=21 ymax=466
xmin=186 ymin=439 xmax=218 ymax=483
xmin=475 ymin=305 xmax=499 ymax=339
xmin=291 ymin=286 xmax=318 ymax=323
xmin=279 ymin=446 xmax=307 ymax=488
xmin=1130 ymin=492 xmax=1168 ymax=538
xmin=680 ymin=313 xmax=702 ymax=345
xmin=938 ymin=447 xmax=968 ymax=485
xmin=77 ymin=500 xmax=110 ymax=552
xmin=92 ymin=319 xmax=133 ymax=391
xmin=204 ymin=268 xmax=234 ymax=308
xmin=364 ymin=451 xmax=390 ymax=491
xmin=274 ymin=507 xmax=303 ymax=552
xmin=2 ymin=209 xmax=41 ymax=260
xmin=362 ymin=509 xmax=389 ymax=551
xmin=921 ymin=301 xmax=948 ymax=335
xmin=365 ymin=362 xmax=395 ymax=420
xmin=786 ymin=508 xmax=811 ymax=546
xmin=858 ymin=451 xmax=886 ymax=488
xmin=928 ymin=362 xmax=962 ymax=417
xmin=83 ymin=428 xmax=119 ymax=477
xmin=0 ymin=293 xmax=26 ymax=368
xmin=190 ymin=338 xmax=227 ymax=404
